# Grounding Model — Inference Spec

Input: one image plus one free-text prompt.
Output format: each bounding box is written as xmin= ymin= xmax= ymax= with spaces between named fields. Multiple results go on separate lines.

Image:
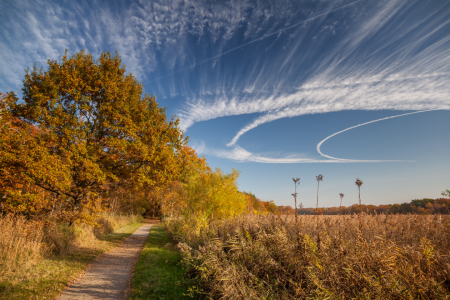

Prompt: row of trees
xmin=293 ymin=198 xmax=450 ymax=215
xmin=0 ymin=49 xmax=279 ymax=230
xmin=0 ymin=50 xmax=250 ymax=226
xmin=290 ymin=175 xmax=449 ymax=216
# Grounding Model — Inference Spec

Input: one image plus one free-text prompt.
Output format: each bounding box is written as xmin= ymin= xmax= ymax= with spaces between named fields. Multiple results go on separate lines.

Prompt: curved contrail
xmin=197 ymin=109 xmax=441 ymax=163
xmin=316 ymin=109 xmax=440 ymax=161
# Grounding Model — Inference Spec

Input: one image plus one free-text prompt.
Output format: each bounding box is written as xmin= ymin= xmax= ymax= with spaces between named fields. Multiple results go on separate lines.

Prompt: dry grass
xmin=0 ymin=213 xmax=144 ymax=268
xmin=0 ymin=213 xmax=143 ymax=299
xmin=168 ymin=214 xmax=450 ymax=299
xmin=0 ymin=215 xmax=44 ymax=271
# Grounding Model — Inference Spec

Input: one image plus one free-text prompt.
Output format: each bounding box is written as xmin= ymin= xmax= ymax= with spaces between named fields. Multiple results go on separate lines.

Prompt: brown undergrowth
xmin=167 ymin=214 xmax=450 ymax=299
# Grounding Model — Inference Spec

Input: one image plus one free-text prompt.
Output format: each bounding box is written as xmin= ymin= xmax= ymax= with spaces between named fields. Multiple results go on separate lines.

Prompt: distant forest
xmin=276 ymin=198 xmax=450 ymax=215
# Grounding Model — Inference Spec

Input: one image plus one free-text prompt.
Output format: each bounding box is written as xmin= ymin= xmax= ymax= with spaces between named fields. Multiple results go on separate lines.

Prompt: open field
xmin=168 ymin=214 xmax=450 ymax=299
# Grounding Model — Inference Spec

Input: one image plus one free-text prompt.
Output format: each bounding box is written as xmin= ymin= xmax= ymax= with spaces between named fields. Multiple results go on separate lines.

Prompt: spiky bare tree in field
xmin=292 ymin=178 xmax=300 ymax=226
xmin=316 ymin=174 xmax=323 ymax=217
xmin=355 ymin=178 xmax=363 ymax=231
xmin=316 ymin=174 xmax=323 ymax=250
xmin=292 ymin=178 xmax=301 ymax=245
xmin=355 ymin=178 xmax=363 ymax=206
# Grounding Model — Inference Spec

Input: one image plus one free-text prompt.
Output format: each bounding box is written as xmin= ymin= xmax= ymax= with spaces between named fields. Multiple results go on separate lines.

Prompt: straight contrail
xmin=148 ymin=0 xmax=363 ymax=83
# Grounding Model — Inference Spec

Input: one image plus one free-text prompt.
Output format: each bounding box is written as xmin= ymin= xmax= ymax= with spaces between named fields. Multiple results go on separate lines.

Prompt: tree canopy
xmin=0 ymin=51 xmax=186 ymax=223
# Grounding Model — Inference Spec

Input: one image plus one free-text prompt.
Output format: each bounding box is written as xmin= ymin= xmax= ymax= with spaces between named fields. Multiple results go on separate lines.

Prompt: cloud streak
xmin=147 ymin=0 xmax=363 ymax=83
xmin=192 ymin=142 xmax=414 ymax=164
xmin=194 ymin=110 xmax=443 ymax=164
xmin=1 ymin=0 xmax=449 ymax=165
xmin=178 ymin=0 xmax=450 ymax=133
xmin=2 ymin=0 xmax=328 ymax=90
xmin=223 ymin=74 xmax=450 ymax=147
xmin=174 ymin=0 xmax=450 ymax=163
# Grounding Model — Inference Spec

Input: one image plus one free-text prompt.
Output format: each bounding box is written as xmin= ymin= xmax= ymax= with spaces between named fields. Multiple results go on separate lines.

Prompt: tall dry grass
xmin=168 ymin=214 xmax=450 ymax=299
xmin=0 ymin=215 xmax=44 ymax=271
xmin=0 ymin=213 xmax=143 ymax=272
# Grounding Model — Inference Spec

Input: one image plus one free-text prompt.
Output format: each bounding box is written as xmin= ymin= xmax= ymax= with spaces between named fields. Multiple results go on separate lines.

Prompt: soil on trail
xmin=57 ymin=223 xmax=153 ymax=300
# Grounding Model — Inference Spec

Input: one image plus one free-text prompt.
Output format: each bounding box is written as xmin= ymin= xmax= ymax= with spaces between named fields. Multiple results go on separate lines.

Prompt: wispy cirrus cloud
xmin=316 ymin=109 xmax=440 ymax=161
xmin=175 ymin=0 xmax=450 ymax=163
xmin=0 ymin=0 xmax=315 ymax=90
xmin=191 ymin=141 xmax=337 ymax=163
xmin=192 ymin=110 xmax=442 ymax=164
xmin=191 ymin=141 xmax=415 ymax=164
xmin=224 ymin=73 xmax=450 ymax=147
xmin=0 ymin=0 xmax=155 ymax=86
xmin=1 ymin=0 xmax=449 ymax=164
xmin=178 ymin=0 xmax=450 ymax=131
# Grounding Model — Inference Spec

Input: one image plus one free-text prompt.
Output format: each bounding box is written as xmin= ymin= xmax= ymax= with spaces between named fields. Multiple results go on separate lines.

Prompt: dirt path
xmin=57 ymin=224 xmax=153 ymax=300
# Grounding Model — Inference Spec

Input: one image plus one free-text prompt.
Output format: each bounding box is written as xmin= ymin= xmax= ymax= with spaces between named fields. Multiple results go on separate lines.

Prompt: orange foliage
xmin=0 ymin=51 xmax=186 ymax=224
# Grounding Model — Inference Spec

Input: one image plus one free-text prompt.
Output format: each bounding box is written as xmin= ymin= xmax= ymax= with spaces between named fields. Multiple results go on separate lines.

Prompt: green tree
xmin=1 ymin=50 xmax=185 ymax=223
xmin=411 ymin=198 xmax=434 ymax=208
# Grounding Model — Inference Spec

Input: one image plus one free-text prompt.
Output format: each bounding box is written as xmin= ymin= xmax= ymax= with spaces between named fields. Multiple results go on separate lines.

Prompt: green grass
xmin=0 ymin=222 xmax=143 ymax=300
xmin=131 ymin=224 xmax=198 ymax=300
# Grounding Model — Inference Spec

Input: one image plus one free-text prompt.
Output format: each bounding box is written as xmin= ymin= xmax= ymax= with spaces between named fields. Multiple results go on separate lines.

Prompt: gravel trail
xmin=57 ymin=224 xmax=153 ymax=300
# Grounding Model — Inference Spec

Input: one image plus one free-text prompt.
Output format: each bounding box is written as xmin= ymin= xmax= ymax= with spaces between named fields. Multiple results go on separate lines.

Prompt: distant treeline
xmin=283 ymin=198 xmax=450 ymax=215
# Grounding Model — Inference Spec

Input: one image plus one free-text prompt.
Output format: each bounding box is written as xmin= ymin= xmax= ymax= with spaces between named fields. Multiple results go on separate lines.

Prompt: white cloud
xmin=174 ymin=0 xmax=450 ymax=163
xmin=1 ymin=0 xmax=448 ymax=164
xmin=0 ymin=0 xmax=320 ymax=90
xmin=191 ymin=141 xmax=413 ymax=164
xmin=222 ymin=74 xmax=450 ymax=146
xmin=316 ymin=110 xmax=439 ymax=161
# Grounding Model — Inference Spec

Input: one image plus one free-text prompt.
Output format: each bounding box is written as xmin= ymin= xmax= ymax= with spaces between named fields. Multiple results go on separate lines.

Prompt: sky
xmin=1 ymin=0 xmax=449 ymax=208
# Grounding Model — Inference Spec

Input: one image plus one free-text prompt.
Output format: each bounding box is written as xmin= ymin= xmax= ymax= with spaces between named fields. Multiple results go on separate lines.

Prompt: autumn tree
xmin=0 ymin=92 xmax=56 ymax=218
xmin=1 ymin=51 xmax=185 ymax=223
xmin=173 ymin=167 xmax=246 ymax=232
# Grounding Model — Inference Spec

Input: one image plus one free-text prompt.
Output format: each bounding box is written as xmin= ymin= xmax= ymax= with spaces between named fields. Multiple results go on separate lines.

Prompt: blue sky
xmin=1 ymin=0 xmax=449 ymax=208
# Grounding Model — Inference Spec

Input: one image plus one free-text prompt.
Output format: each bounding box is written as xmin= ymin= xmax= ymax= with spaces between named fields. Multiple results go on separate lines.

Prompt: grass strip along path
xmin=131 ymin=224 xmax=197 ymax=300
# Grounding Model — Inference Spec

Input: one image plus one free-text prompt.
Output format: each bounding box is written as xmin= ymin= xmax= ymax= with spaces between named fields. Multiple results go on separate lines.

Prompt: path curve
xmin=57 ymin=224 xmax=153 ymax=300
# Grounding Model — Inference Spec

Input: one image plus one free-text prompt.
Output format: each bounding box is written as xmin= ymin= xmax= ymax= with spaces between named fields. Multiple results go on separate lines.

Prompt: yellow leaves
xmin=169 ymin=167 xmax=246 ymax=234
xmin=419 ymin=237 xmax=434 ymax=260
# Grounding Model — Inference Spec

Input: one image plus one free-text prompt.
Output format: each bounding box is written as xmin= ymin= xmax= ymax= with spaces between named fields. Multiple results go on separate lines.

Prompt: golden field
xmin=168 ymin=213 xmax=450 ymax=299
